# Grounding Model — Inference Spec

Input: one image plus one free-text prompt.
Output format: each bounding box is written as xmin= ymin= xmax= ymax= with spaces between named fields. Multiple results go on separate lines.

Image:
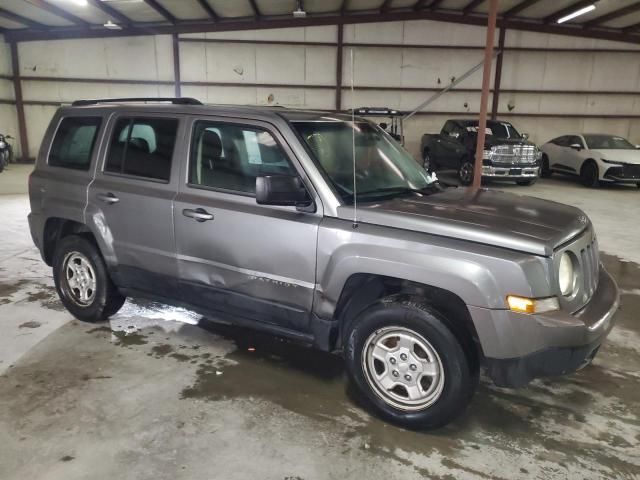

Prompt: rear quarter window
xmin=48 ymin=117 xmax=102 ymax=170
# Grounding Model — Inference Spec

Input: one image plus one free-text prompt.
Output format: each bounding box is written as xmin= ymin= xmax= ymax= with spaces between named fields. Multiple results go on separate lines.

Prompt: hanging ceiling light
xmin=293 ymin=0 xmax=306 ymax=18
xmin=556 ymin=4 xmax=596 ymax=24
xmin=104 ymin=20 xmax=122 ymax=30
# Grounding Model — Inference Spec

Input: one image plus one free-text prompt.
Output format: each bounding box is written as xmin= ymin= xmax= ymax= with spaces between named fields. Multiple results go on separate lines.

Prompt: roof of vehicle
xmin=448 ymin=119 xmax=515 ymax=126
xmin=63 ymin=100 xmax=357 ymax=123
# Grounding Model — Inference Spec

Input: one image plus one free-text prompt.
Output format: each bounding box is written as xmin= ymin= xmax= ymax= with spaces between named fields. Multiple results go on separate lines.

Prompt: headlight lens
xmin=558 ymin=252 xmax=576 ymax=296
xmin=0 ymin=142 xmax=5 ymax=148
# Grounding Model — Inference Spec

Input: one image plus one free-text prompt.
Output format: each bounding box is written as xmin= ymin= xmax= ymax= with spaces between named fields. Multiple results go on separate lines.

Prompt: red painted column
xmin=472 ymin=0 xmax=498 ymax=188
xmin=9 ymin=41 xmax=30 ymax=162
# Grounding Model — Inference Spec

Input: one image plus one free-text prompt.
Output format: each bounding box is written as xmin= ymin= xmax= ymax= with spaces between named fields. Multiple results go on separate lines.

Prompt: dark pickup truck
xmin=421 ymin=119 xmax=541 ymax=186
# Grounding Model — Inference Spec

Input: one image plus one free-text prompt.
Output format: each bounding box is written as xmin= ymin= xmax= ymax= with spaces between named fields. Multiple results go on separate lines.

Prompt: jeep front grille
xmin=490 ymin=145 xmax=537 ymax=164
xmin=579 ymin=237 xmax=599 ymax=300
xmin=555 ymin=228 xmax=600 ymax=314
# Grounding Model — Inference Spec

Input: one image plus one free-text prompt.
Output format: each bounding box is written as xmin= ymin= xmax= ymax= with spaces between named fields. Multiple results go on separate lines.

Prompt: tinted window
xmin=48 ymin=117 xmax=101 ymax=170
xmin=567 ymin=136 xmax=584 ymax=147
xmin=583 ymin=134 xmax=635 ymax=150
xmin=189 ymin=122 xmax=296 ymax=194
xmin=106 ymin=117 xmax=178 ymax=181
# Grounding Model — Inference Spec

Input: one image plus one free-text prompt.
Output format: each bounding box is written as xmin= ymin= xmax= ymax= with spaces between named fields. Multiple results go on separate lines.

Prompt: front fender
xmin=314 ymin=218 xmax=551 ymax=319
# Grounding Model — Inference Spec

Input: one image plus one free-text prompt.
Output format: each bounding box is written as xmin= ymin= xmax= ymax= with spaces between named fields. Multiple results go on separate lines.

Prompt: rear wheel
xmin=345 ymin=296 xmax=478 ymax=430
xmin=458 ymin=159 xmax=475 ymax=186
xmin=580 ymin=161 xmax=600 ymax=188
xmin=53 ymin=235 xmax=125 ymax=322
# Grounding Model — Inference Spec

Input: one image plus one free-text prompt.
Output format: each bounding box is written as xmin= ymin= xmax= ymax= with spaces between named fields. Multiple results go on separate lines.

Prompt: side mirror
xmin=379 ymin=122 xmax=388 ymax=130
xmin=256 ymin=175 xmax=311 ymax=207
xmin=522 ymin=133 xmax=529 ymax=140
xmin=569 ymin=143 xmax=583 ymax=151
xmin=5 ymin=135 xmax=12 ymax=139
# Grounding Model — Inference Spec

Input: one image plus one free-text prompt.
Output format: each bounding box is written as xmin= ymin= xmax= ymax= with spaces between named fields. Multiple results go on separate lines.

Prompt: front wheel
xmin=580 ymin=161 xmax=600 ymax=188
xmin=516 ymin=178 xmax=537 ymax=186
xmin=345 ymin=296 xmax=478 ymax=430
xmin=458 ymin=160 xmax=475 ymax=186
xmin=53 ymin=235 xmax=126 ymax=322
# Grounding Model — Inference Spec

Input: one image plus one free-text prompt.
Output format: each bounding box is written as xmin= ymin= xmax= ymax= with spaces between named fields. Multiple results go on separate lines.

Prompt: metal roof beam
xmin=248 ymin=0 xmax=261 ymax=17
xmin=143 ymin=0 xmax=177 ymax=24
xmin=26 ymin=0 xmax=91 ymax=26
xmin=196 ymin=0 xmax=218 ymax=20
xmin=0 ymin=7 xmax=46 ymax=28
xmin=463 ymin=0 xmax=486 ymax=15
xmin=544 ymin=0 xmax=597 ymax=24
xmin=5 ymin=9 xmax=640 ymax=45
xmin=380 ymin=0 xmax=394 ymax=13
xmin=503 ymin=0 xmax=543 ymax=19
xmin=583 ymin=1 xmax=640 ymax=28
xmin=85 ymin=0 xmax=132 ymax=26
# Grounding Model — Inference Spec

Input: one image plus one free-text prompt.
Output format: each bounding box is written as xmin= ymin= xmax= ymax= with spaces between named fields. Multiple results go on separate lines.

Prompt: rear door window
xmin=105 ymin=117 xmax=178 ymax=182
xmin=48 ymin=117 xmax=102 ymax=170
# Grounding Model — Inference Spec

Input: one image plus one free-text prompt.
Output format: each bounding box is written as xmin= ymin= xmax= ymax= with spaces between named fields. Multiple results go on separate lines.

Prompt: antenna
xmin=350 ymin=48 xmax=358 ymax=229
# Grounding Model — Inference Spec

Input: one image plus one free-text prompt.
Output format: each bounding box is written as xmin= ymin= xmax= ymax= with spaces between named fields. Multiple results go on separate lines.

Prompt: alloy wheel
xmin=362 ymin=326 xmax=445 ymax=411
xmin=62 ymin=251 xmax=97 ymax=306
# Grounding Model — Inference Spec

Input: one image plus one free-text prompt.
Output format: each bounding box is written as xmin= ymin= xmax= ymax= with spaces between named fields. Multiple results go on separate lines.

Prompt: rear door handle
xmin=182 ymin=208 xmax=214 ymax=222
xmin=96 ymin=192 xmax=120 ymax=204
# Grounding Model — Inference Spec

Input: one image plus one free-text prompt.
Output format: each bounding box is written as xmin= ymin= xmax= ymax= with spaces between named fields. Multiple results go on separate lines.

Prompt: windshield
xmin=465 ymin=121 xmax=521 ymax=139
xmin=292 ymin=119 xmax=436 ymax=204
xmin=583 ymin=135 xmax=635 ymax=150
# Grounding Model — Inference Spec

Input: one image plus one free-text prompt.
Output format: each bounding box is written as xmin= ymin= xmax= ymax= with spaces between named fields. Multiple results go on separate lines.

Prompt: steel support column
xmin=491 ymin=27 xmax=506 ymax=120
xmin=336 ymin=23 xmax=344 ymax=111
xmin=472 ymin=0 xmax=498 ymax=188
xmin=173 ymin=33 xmax=181 ymax=97
xmin=9 ymin=42 xmax=30 ymax=163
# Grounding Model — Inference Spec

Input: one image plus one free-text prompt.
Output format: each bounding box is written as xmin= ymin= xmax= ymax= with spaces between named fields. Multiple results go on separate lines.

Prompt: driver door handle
xmin=96 ymin=192 xmax=119 ymax=204
xmin=182 ymin=208 xmax=214 ymax=222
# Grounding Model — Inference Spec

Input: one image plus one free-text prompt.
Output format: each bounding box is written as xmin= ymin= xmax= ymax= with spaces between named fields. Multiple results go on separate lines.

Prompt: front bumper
xmin=475 ymin=266 xmax=619 ymax=387
xmin=481 ymin=165 xmax=539 ymax=179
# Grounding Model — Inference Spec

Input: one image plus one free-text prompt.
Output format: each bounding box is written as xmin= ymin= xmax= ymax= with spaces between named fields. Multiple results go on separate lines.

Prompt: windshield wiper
xmin=357 ymin=184 xmax=443 ymax=199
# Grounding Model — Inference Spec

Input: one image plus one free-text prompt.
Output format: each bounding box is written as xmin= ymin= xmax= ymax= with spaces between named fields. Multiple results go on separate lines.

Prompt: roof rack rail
xmin=71 ymin=97 xmax=203 ymax=106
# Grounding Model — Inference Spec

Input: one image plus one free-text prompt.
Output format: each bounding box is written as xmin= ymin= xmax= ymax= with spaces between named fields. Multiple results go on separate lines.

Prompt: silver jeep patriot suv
xmin=28 ymin=98 xmax=619 ymax=429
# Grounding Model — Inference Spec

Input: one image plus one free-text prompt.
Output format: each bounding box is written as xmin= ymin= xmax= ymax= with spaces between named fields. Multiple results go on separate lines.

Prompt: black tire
xmin=516 ymin=178 xmax=537 ymax=186
xmin=345 ymin=295 xmax=478 ymax=430
xmin=540 ymin=155 xmax=552 ymax=178
xmin=52 ymin=235 xmax=125 ymax=322
xmin=457 ymin=159 xmax=475 ymax=186
xmin=580 ymin=161 xmax=600 ymax=188
xmin=422 ymin=149 xmax=433 ymax=172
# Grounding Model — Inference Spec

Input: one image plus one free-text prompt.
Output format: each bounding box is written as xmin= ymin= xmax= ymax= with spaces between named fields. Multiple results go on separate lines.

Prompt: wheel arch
xmin=332 ymin=273 xmax=483 ymax=365
xmin=42 ymin=217 xmax=96 ymax=266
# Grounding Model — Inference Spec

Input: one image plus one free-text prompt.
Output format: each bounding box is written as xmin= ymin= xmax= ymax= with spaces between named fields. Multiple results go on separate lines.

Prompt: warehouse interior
xmin=0 ymin=1 xmax=639 ymax=479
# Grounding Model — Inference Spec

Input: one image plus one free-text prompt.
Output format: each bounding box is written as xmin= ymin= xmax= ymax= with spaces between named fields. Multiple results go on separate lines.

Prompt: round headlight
xmin=558 ymin=252 xmax=576 ymax=296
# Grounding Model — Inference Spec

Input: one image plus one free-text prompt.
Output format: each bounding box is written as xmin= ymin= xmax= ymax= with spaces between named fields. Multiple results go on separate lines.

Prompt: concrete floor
xmin=0 ymin=164 xmax=639 ymax=480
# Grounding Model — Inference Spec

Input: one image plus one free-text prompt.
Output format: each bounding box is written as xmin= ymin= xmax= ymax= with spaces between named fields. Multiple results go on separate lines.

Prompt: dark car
xmin=421 ymin=119 xmax=541 ymax=186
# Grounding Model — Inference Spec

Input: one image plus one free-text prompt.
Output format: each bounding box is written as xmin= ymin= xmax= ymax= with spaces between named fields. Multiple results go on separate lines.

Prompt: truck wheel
xmin=345 ymin=296 xmax=478 ymax=430
xmin=516 ymin=178 xmax=537 ymax=186
xmin=540 ymin=155 xmax=552 ymax=178
xmin=458 ymin=160 xmax=474 ymax=186
xmin=580 ymin=161 xmax=600 ymax=188
xmin=422 ymin=150 xmax=433 ymax=172
xmin=52 ymin=235 xmax=126 ymax=322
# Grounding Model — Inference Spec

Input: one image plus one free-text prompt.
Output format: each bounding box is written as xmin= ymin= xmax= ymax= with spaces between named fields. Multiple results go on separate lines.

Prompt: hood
xmin=337 ymin=189 xmax=589 ymax=256
xmin=483 ymin=136 xmax=536 ymax=148
xmin=591 ymin=149 xmax=640 ymax=165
